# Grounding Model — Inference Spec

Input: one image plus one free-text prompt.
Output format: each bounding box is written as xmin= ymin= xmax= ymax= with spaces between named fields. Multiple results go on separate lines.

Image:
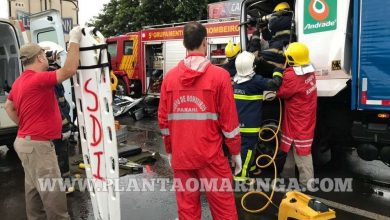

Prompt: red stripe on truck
xmin=382 ymin=100 xmax=390 ymax=106
xmin=361 ymin=91 xmax=367 ymax=104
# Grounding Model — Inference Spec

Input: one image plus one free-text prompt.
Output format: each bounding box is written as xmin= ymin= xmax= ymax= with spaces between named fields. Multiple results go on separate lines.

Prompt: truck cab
xmin=0 ymin=19 xmax=25 ymax=147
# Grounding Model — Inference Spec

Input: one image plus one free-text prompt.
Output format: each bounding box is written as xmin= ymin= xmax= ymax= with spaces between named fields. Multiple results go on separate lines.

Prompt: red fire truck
xmin=106 ymin=20 xmax=240 ymax=98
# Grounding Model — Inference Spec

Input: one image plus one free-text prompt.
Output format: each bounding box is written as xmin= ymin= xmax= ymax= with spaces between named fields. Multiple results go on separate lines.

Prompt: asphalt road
xmin=0 ymin=115 xmax=389 ymax=219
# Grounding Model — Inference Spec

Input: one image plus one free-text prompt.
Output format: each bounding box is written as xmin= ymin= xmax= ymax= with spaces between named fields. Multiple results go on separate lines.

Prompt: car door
xmin=0 ymin=19 xmax=24 ymax=146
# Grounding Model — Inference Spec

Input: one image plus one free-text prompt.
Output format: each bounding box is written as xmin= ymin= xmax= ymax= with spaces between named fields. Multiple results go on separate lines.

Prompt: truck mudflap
xmin=73 ymin=27 xmax=120 ymax=220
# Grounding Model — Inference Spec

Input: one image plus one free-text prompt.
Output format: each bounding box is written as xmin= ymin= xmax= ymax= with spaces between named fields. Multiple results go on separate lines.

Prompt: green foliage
xmin=90 ymin=0 xmax=226 ymax=37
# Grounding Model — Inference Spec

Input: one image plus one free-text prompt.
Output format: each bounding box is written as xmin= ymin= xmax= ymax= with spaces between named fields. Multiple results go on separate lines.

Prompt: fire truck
xmin=106 ymin=20 xmax=241 ymax=98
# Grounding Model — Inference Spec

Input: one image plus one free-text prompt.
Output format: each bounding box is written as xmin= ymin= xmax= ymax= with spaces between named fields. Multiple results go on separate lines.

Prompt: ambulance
xmin=0 ymin=10 xmax=73 ymax=147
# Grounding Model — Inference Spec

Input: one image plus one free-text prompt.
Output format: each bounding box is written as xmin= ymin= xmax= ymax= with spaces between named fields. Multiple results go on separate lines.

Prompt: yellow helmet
xmin=225 ymin=41 xmax=240 ymax=58
xmin=273 ymin=2 xmax=290 ymax=12
xmin=284 ymin=42 xmax=310 ymax=66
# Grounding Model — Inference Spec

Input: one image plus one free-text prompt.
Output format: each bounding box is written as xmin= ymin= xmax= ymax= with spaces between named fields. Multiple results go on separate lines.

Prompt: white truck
xmin=240 ymin=0 xmax=390 ymax=182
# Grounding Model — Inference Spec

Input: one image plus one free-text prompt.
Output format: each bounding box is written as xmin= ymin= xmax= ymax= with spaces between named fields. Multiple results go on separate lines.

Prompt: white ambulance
xmin=0 ymin=10 xmax=72 ymax=147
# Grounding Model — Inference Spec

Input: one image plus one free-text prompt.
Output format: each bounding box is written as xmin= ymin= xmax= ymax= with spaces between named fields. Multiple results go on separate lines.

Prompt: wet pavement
xmin=1 ymin=112 xmax=390 ymax=219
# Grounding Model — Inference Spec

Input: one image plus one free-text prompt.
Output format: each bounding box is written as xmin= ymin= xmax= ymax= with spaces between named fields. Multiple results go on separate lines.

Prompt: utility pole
xmin=8 ymin=0 xmax=11 ymax=18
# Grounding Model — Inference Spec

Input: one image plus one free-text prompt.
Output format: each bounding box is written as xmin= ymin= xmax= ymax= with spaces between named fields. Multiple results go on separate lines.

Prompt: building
xmin=7 ymin=0 xmax=78 ymax=41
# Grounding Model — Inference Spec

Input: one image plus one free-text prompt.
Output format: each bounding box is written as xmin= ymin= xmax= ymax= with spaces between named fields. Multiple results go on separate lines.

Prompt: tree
xmin=90 ymin=0 xmax=140 ymax=36
xmin=90 ymin=0 xmax=227 ymax=36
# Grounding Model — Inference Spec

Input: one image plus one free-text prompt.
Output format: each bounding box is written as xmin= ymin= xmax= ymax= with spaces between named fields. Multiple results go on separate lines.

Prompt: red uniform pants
xmin=173 ymin=155 xmax=238 ymax=220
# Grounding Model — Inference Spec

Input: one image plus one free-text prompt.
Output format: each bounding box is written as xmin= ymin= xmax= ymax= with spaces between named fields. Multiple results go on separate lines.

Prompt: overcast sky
xmin=0 ymin=0 xmax=110 ymax=22
xmin=79 ymin=0 xmax=110 ymax=25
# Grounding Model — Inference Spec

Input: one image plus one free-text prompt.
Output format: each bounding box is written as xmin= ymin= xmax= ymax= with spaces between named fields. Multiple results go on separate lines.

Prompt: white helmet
xmin=38 ymin=41 xmax=64 ymax=67
xmin=235 ymin=51 xmax=255 ymax=77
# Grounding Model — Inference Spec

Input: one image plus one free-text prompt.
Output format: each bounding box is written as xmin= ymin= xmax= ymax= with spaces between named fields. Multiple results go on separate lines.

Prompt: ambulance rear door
xmin=0 ymin=19 xmax=24 ymax=146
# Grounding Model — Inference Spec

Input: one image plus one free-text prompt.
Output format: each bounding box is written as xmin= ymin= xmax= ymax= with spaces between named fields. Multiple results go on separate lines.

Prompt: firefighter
xmin=277 ymin=42 xmax=317 ymax=187
xmin=233 ymin=51 xmax=283 ymax=181
xmin=250 ymin=2 xmax=295 ymax=78
xmin=222 ymin=40 xmax=240 ymax=78
xmin=39 ymin=41 xmax=74 ymax=193
xmin=158 ymin=22 xmax=241 ymax=220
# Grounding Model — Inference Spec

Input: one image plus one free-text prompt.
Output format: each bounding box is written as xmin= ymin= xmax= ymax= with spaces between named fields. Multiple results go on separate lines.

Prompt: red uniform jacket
xmin=158 ymin=53 xmax=241 ymax=169
xmin=277 ymin=67 xmax=317 ymax=155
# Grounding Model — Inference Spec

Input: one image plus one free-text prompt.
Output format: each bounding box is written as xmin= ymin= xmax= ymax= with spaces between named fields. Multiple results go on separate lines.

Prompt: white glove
xmin=62 ymin=131 xmax=71 ymax=140
xmin=231 ymin=154 xmax=242 ymax=175
xmin=167 ymin=153 xmax=172 ymax=166
xmin=69 ymin=26 xmax=82 ymax=44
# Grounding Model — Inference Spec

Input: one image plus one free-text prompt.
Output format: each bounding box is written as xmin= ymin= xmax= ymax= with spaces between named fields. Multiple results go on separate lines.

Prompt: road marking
xmin=312 ymin=196 xmax=389 ymax=220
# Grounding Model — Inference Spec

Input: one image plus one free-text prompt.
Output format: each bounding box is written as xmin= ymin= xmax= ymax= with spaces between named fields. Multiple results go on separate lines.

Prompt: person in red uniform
xmin=158 ymin=22 xmax=242 ymax=220
xmin=277 ymin=42 xmax=317 ymax=187
xmin=4 ymin=27 xmax=82 ymax=220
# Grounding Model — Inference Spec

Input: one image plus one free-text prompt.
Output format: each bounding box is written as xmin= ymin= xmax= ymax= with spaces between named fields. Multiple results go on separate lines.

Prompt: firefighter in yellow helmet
xmin=222 ymin=40 xmax=240 ymax=78
xmin=274 ymin=2 xmax=290 ymax=12
xmin=249 ymin=1 xmax=296 ymax=78
xmin=276 ymin=42 xmax=317 ymax=187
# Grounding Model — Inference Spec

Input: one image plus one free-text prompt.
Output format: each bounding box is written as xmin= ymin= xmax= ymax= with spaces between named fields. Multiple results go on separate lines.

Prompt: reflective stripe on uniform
xmin=294 ymin=139 xmax=313 ymax=143
xmin=239 ymin=149 xmax=253 ymax=179
xmin=234 ymin=94 xmax=263 ymax=100
xmin=281 ymin=134 xmax=313 ymax=143
xmin=250 ymin=165 xmax=257 ymax=171
xmin=281 ymin=139 xmax=292 ymax=146
xmin=294 ymin=143 xmax=312 ymax=148
xmin=273 ymin=72 xmax=283 ymax=78
xmin=281 ymin=134 xmax=313 ymax=148
xmin=240 ymin=127 xmax=261 ymax=133
xmin=234 ymin=176 xmax=248 ymax=181
xmin=222 ymin=126 xmax=240 ymax=138
xmin=160 ymin=128 xmax=170 ymax=136
xmin=274 ymin=30 xmax=291 ymax=38
xmin=168 ymin=113 xmax=218 ymax=121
